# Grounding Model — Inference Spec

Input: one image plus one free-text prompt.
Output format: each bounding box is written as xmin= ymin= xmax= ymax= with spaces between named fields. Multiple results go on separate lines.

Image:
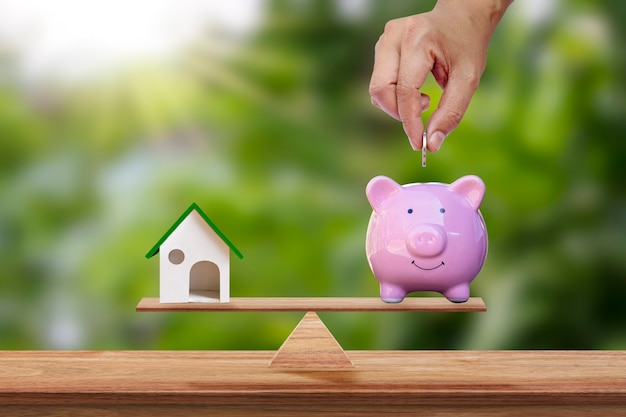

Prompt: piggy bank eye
xmin=407 ymin=209 xmax=413 ymax=214
xmin=440 ymin=208 xmax=446 ymax=213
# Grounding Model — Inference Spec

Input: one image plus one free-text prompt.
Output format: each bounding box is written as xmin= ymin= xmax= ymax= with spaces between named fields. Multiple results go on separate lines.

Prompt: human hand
xmin=369 ymin=0 xmax=512 ymax=151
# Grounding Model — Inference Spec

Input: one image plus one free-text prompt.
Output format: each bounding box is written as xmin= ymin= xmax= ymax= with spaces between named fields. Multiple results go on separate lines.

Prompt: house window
xmin=168 ymin=249 xmax=185 ymax=265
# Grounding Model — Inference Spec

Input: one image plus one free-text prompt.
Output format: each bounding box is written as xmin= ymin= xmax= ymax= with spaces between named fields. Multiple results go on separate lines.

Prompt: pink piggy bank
xmin=366 ymin=175 xmax=487 ymax=303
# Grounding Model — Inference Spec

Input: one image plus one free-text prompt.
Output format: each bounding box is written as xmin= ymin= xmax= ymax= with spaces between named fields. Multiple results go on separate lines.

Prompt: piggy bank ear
xmin=366 ymin=176 xmax=402 ymax=212
xmin=449 ymin=175 xmax=485 ymax=210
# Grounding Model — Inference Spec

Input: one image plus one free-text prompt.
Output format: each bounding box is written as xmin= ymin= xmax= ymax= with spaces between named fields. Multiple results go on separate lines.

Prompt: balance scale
xmin=136 ymin=296 xmax=486 ymax=368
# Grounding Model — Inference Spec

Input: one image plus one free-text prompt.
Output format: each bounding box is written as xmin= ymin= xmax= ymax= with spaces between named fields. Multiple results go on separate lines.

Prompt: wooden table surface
xmin=1 ymin=350 xmax=625 ymax=416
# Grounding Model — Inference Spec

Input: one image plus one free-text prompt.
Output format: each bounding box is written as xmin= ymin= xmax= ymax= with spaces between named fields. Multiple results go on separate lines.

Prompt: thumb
xmin=426 ymin=72 xmax=480 ymax=152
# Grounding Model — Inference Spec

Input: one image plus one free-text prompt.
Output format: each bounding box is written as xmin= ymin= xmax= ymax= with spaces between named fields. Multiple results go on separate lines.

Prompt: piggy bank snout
xmin=406 ymin=224 xmax=446 ymax=257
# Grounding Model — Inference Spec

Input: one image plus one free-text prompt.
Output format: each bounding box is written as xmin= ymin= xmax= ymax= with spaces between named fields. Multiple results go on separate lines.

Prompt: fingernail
xmin=430 ymin=131 xmax=446 ymax=152
xmin=409 ymin=137 xmax=419 ymax=151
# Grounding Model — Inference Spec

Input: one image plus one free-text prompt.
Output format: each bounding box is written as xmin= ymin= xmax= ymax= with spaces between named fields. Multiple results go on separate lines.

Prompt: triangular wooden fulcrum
xmin=269 ymin=311 xmax=354 ymax=368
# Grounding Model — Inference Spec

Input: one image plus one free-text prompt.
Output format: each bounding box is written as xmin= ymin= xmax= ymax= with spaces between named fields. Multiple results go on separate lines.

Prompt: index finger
xmin=396 ymin=47 xmax=433 ymax=150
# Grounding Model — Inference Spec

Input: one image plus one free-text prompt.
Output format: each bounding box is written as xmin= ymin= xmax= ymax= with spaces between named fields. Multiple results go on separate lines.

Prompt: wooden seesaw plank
xmin=136 ymin=296 xmax=486 ymax=312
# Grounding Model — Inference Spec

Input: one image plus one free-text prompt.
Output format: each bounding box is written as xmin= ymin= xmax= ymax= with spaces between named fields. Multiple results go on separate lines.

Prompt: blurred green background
xmin=1 ymin=0 xmax=625 ymax=351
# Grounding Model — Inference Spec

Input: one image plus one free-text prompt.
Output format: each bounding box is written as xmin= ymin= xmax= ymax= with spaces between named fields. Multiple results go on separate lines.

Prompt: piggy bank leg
xmin=443 ymin=284 xmax=470 ymax=303
xmin=380 ymin=284 xmax=407 ymax=303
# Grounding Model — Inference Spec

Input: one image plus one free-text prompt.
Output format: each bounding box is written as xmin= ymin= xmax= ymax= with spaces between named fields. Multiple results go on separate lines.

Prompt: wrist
xmin=434 ymin=0 xmax=512 ymax=30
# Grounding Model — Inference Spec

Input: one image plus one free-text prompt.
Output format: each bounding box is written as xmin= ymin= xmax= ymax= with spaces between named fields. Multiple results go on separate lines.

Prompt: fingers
xmin=426 ymin=69 xmax=481 ymax=152
xmin=370 ymin=17 xmax=436 ymax=151
xmin=369 ymin=23 xmax=402 ymax=121
xmin=397 ymin=44 xmax=433 ymax=150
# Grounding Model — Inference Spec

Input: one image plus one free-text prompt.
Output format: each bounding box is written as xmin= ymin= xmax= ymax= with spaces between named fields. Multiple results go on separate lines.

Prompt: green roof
xmin=145 ymin=202 xmax=243 ymax=260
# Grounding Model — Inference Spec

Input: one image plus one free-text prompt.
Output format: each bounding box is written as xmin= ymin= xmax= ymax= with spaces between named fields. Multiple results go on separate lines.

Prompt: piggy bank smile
xmin=411 ymin=260 xmax=445 ymax=271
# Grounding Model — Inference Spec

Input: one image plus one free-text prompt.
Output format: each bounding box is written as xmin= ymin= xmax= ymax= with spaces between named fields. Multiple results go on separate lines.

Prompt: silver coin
xmin=422 ymin=130 xmax=427 ymax=168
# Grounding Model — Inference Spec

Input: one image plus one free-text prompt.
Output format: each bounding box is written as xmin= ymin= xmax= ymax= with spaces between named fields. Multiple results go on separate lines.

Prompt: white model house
xmin=145 ymin=203 xmax=243 ymax=303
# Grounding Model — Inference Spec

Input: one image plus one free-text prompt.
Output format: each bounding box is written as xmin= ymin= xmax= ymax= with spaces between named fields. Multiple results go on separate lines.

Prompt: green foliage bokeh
xmin=1 ymin=0 xmax=625 ymax=350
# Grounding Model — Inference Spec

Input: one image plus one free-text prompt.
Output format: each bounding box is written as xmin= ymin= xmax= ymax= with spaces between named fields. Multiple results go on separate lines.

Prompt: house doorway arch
xmin=189 ymin=260 xmax=220 ymax=302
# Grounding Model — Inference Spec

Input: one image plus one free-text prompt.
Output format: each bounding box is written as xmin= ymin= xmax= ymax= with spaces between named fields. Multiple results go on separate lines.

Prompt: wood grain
xmin=269 ymin=312 xmax=354 ymax=368
xmin=0 ymin=350 xmax=625 ymax=416
xmin=136 ymin=296 xmax=487 ymax=312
